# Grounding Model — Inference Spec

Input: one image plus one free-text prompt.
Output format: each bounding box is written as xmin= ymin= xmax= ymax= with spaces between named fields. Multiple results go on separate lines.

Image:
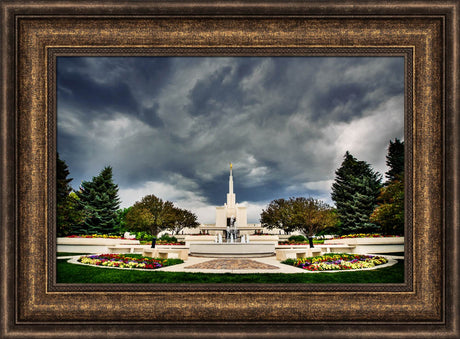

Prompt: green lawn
xmin=57 ymin=259 xmax=404 ymax=284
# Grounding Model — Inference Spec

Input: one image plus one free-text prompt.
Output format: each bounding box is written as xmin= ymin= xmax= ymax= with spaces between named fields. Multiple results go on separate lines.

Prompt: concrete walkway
xmin=157 ymin=256 xmax=307 ymax=274
xmin=155 ymin=255 xmax=400 ymax=274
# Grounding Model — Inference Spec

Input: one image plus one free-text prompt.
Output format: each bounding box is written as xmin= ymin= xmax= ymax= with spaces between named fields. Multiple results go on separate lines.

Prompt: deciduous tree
xmin=260 ymin=198 xmax=296 ymax=234
xmin=290 ymin=197 xmax=339 ymax=247
xmin=261 ymin=197 xmax=339 ymax=247
xmin=125 ymin=194 xmax=176 ymax=238
xmin=370 ymin=178 xmax=404 ymax=235
xmin=168 ymin=207 xmax=200 ymax=235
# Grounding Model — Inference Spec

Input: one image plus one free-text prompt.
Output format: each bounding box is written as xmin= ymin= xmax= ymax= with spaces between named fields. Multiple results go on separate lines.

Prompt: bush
xmin=282 ymin=258 xmax=296 ymax=266
xmin=159 ymin=234 xmax=177 ymax=243
xmin=288 ymin=235 xmax=307 ymax=243
xmin=134 ymin=231 xmax=155 ymax=241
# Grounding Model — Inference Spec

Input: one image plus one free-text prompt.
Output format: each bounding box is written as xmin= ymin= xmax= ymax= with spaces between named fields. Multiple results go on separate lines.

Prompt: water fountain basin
xmin=189 ymin=242 xmax=275 ymax=257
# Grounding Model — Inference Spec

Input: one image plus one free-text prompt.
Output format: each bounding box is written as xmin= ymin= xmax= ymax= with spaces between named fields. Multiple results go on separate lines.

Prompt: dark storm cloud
xmin=57 ymin=57 xmax=171 ymax=128
xmin=58 ymin=65 xmax=139 ymax=118
xmin=57 ymin=56 xmax=404 ymax=222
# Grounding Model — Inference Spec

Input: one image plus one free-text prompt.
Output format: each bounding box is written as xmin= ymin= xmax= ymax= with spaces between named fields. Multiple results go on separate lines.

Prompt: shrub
xmin=135 ymin=231 xmax=155 ymax=241
xmin=288 ymin=235 xmax=307 ymax=243
xmin=159 ymin=234 xmax=177 ymax=243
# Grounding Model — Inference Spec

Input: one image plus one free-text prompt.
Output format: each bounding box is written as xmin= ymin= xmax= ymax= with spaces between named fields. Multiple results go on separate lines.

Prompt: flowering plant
xmin=334 ymin=233 xmax=401 ymax=239
xmin=283 ymin=253 xmax=388 ymax=271
xmin=77 ymin=254 xmax=183 ymax=269
xmin=156 ymin=240 xmax=185 ymax=245
xmin=66 ymin=234 xmax=123 ymax=239
xmin=278 ymin=241 xmax=309 ymax=245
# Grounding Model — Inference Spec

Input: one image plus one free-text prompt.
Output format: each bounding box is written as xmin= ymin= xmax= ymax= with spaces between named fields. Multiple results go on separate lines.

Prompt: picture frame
xmin=1 ymin=1 xmax=458 ymax=338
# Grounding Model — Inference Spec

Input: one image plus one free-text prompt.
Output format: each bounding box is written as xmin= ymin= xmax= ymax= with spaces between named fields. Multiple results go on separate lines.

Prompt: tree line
xmin=260 ymin=138 xmax=404 ymax=241
xmin=57 ymin=138 xmax=403 ymax=240
xmin=56 ymin=156 xmax=199 ymax=237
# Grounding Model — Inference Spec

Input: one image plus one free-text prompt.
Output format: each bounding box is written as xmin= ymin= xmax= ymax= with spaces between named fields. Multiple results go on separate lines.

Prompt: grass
xmin=57 ymin=259 xmax=404 ymax=284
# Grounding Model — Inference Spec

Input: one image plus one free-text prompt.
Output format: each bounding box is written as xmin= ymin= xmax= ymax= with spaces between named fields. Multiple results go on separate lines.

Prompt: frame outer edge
xmin=1 ymin=1 xmax=16 ymax=338
xmin=447 ymin=1 xmax=459 ymax=337
xmin=1 ymin=0 xmax=459 ymax=338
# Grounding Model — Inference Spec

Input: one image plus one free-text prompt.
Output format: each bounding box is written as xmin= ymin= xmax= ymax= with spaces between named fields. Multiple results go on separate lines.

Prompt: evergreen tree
xmin=331 ymin=152 xmax=382 ymax=234
xmin=75 ymin=166 xmax=121 ymax=234
xmin=56 ymin=153 xmax=83 ymax=236
xmin=385 ymin=138 xmax=404 ymax=183
xmin=57 ymin=152 xmax=73 ymax=201
xmin=370 ymin=138 xmax=405 ymax=235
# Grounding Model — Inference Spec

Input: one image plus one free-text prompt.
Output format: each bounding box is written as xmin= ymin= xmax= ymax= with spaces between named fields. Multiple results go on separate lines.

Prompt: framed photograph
xmin=1 ymin=1 xmax=458 ymax=338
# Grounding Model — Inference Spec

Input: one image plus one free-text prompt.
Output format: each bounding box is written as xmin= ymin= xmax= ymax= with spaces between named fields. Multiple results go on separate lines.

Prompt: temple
xmin=215 ymin=163 xmax=248 ymax=229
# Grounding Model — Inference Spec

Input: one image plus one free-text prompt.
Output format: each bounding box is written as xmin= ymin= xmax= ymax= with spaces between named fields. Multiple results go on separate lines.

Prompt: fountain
xmin=188 ymin=164 xmax=276 ymax=257
xmin=226 ymin=215 xmax=238 ymax=243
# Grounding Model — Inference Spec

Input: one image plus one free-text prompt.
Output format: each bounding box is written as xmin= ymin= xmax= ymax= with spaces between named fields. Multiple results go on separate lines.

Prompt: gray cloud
xmin=57 ymin=56 xmax=404 ymax=223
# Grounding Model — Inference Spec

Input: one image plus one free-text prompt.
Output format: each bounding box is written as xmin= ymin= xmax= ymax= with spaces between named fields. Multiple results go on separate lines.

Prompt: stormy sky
xmin=57 ymin=56 xmax=404 ymax=223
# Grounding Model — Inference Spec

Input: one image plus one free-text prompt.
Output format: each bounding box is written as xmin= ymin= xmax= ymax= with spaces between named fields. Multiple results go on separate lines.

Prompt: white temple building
xmin=215 ymin=163 xmax=248 ymax=228
xmin=176 ymin=163 xmax=285 ymax=236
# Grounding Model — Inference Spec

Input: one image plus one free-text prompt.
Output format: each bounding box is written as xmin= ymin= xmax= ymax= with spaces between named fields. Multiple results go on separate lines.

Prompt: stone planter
xmin=57 ymin=237 xmax=140 ymax=254
xmin=323 ymin=237 xmax=404 ymax=254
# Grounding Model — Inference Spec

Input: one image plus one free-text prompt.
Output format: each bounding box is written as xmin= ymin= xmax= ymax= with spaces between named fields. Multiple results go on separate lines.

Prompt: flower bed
xmin=278 ymin=241 xmax=308 ymax=245
xmin=334 ymin=233 xmax=401 ymax=239
xmin=278 ymin=240 xmax=324 ymax=245
xmin=77 ymin=254 xmax=183 ymax=269
xmin=67 ymin=234 xmax=124 ymax=239
xmin=156 ymin=240 xmax=185 ymax=245
xmin=282 ymin=253 xmax=388 ymax=271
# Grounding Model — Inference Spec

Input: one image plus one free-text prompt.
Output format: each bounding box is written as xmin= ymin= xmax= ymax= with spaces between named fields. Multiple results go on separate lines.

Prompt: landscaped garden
xmin=66 ymin=234 xmax=125 ymax=239
xmin=76 ymin=254 xmax=183 ymax=269
xmin=282 ymin=253 xmax=389 ymax=272
xmin=64 ymin=233 xmax=186 ymax=245
xmin=334 ymin=233 xmax=402 ymax=239
xmin=57 ymin=258 xmax=404 ymax=284
xmin=278 ymin=235 xmax=325 ymax=245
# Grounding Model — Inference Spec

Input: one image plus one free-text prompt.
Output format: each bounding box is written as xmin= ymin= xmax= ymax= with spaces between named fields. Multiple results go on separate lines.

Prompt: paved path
xmin=156 ymin=255 xmax=307 ymax=274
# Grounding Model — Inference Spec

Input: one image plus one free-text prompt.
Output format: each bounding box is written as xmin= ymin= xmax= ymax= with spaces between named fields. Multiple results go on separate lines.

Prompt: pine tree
xmin=385 ymin=138 xmax=404 ymax=183
xmin=56 ymin=153 xmax=83 ymax=236
xmin=370 ymin=138 xmax=405 ymax=235
xmin=57 ymin=152 xmax=72 ymax=202
xmin=75 ymin=166 xmax=121 ymax=234
xmin=331 ymin=152 xmax=382 ymax=234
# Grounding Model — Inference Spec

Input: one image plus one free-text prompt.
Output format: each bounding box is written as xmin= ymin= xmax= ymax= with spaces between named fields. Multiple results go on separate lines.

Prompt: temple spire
xmin=227 ymin=163 xmax=235 ymax=207
xmin=229 ymin=163 xmax=233 ymax=196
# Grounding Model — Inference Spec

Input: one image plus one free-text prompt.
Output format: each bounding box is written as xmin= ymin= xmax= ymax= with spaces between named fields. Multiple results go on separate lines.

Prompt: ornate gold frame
xmin=1 ymin=1 xmax=458 ymax=338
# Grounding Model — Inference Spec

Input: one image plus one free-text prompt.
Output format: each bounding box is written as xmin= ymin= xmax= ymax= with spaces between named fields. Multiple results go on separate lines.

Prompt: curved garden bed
xmin=282 ymin=253 xmax=393 ymax=272
xmin=73 ymin=254 xmax=183 ymax=270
